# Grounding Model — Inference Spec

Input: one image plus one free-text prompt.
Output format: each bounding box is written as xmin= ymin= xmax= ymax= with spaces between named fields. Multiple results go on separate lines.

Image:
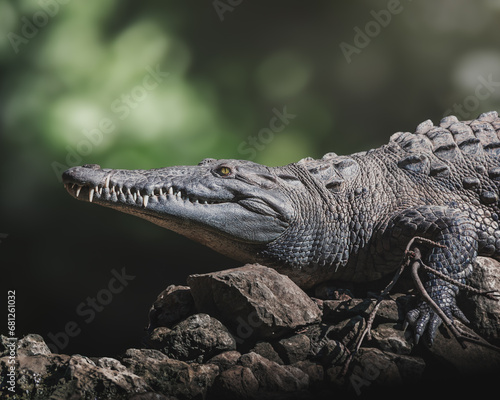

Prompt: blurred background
xmin=1 ymin=0 xmax=500 ymax=357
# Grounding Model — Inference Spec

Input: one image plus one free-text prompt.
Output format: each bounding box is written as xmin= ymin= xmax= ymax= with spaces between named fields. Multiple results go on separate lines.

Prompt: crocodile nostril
xmin=82 ymin=164 xmax=101 ymax=170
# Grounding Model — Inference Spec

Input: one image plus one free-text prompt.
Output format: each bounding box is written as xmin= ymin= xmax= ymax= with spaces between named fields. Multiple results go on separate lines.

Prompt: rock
xmin=348 ymin=348 xmax=425 ymax=394
xmin=274 ymin=334 xmax=311 ymax=364
xmin=207 ymin=350 xmax=241 ymax=371
xmin=147 ymin=284 xmax=195 ymax=331
xmin=128 ymin=394 xmax=175 ymax=400
xmin=238 ymin=352 xmax=310 ymax=394
xmin=16 ymin=334 xmax=52 ymax=356
xmin=187 ymin=264 xmax=322 ymax=340
xmin=0 ymin=352 xmax=71 ymax=398
xmin=370 ymin=323 xmax=413 ymax=355
xmin=324 ymin=365 xmax=347 ymax=390
xmin=315 ymin=338 xmax=350 ymax=366
xmin=376 ymin=295 xmax=409 ymax=322
xmin=209 ymin=365 xmax=259 ymax=400
xmin=322 ymin=297 xmax=402 ymax=324
xmin=313 ymin=284 xmax=353 ymax=300
xmin=0 ymin=335 xmax=11 ymax=357
xmin=328 ymin=315 xmax=366 ymax=349
xmin=423 ymin=321 xmax=500 ymax=375
xmin=0 ymin=344 xmax=152 ymax=399
xmin=461 ymin=257 xmax=500 ymax=345
xmin=67 ymin=354 xmax=151 ymax=396
xmin=302 ymin=324 xmax=349 ymax=365
xmin=8 ymin=257 xmax=499 ymax=398
xmin=146 ymin=313 xmax=236 ymax=362
xmin=291 ymin=360 xmax=324 ymax=384
xmin=322 ymin=299 xmax=368 ymax=322
xmin=122 ymin=348 xmax=219 ymax=399
xmin=250 ymin=341 xmax=284 ymax=365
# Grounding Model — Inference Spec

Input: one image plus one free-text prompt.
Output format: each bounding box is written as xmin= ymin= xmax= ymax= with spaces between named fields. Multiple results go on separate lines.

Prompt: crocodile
xmin=62 ymin=111 xmax=500 ymax=343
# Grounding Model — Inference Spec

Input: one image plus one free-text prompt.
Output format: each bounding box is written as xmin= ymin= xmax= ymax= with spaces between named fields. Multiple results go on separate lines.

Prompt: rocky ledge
xmin=2 ymin=258 xmax=500 ymax=399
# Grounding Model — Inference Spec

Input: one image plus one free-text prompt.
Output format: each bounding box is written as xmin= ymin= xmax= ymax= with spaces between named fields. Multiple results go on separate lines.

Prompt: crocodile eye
xmin=216 ymin=166 xmax=232 ymax=177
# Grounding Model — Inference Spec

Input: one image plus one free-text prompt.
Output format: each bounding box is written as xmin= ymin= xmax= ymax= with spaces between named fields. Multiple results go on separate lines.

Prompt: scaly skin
xmin=62 ymin=111 xmax=500 ymax=343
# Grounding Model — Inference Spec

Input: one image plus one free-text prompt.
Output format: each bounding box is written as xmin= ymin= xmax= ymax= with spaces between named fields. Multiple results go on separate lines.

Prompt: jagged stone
xmin=0 ymin=352 xmax=71 ymax=398
xmin=301 ymin=323 xmax=349 ymax=365
xmin=7 ymin=255 xmax=500 ymax=399
xmin=187 ymin=264 xmax=322 ymax=340
xmin=322 ymin=299 xmax=368 ymax=322
xmin=291 ymin=360 xmax=324 ymax=385
xmin=274 ymin=334 xmax=311 ymax=364
xmin=206 ymin=350 xmax=241 ymax=371
xmin=328 ymin=315 xmax=366 ymax=349
xmin=315 ymin=338 xmax=350 ymax=366
xmin=16 ymin=334 xmax=52 ymax=356
xmin=423 ymin=321 xmax=500 ymax=375
xmin=460 ymin=257 xmax=500 ymax=345
xmin=370 ymin=323 xmax=413 ymax=355
xmin=147 ymin=284 xmax=196 ymax=331
xmin=122 ymin=348 xmax=219 ymax=399
xmin=209 ymin=365 xmax=259 ymax=400
xmin=67 ymin=355 xmax=151 ymax=397
xmin=0 ymin=336 xmax=151 ymax=399
xmin=250 ymin=341 xmax=283 ymax=365
xmin=322 ymin=296 xmax=404 ymax=324
xmin=145 ymin=313 xmax=236 ymax=363
xmin=349 ymin=347 xmax=426 ymax=392
xmin=313 ymin=284 xmax=353 ymax=300
xmin=238 ymin=352 xmax=310 ymax=394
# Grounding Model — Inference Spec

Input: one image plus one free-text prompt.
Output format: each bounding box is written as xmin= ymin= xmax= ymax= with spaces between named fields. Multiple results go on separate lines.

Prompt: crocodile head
xmin=62 ymin=159 xmax=297 ymax=263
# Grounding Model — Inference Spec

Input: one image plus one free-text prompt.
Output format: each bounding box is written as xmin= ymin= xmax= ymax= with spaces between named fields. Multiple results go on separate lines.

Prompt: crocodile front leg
xmin=388 ymin=206 xmax=478 ymax=344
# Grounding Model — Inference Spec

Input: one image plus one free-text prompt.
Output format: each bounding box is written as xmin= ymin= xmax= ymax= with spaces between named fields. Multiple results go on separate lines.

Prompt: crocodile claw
xmin=404 ymin=285 xmax=469 ymax=345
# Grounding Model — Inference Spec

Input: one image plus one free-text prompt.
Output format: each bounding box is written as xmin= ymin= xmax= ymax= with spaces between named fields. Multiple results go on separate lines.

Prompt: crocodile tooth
xmin=176 ymin=191 xmax=182 ymax=198
xmin=133 ymin=192 xmax=137 ymax=201
xmin=89 ymin=188 xmax=94 ymax=203
xmin=168 ymin=187 xmax=174 ymax=195
xmin=75 ymin=186 xmax=82 ymax=198
xmin=143 ymin=195 xmax=149 ymax=208
xmin=159 ymin=188 xmax=163 ymax=196
xmin=104 ymin=175 xmax=110 ymax=188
